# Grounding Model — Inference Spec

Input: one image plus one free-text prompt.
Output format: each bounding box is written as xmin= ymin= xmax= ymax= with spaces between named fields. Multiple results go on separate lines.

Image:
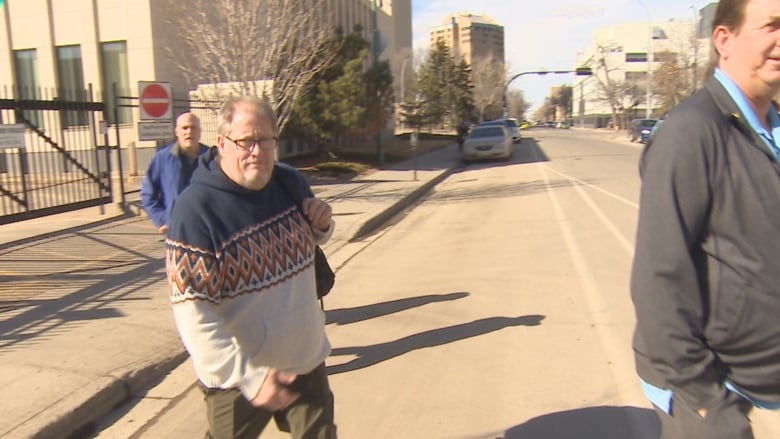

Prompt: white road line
xmin=543 ymin=165 xmax=639 ymax=210
xmin=535 ymin=157 xmax=643 ymax=413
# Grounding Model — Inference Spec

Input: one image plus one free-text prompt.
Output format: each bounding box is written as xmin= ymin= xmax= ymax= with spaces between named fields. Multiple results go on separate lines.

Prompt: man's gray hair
xmin=217 ymin=96 xmax=278 ymax=136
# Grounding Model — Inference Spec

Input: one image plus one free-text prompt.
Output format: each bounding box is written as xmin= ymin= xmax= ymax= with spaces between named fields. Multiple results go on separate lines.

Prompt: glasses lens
xmin=229 ymin=137 xmax=276 ymax=151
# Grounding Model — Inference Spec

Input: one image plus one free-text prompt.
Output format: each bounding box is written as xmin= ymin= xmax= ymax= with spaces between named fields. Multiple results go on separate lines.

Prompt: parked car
xmin=462 ymin=125 xmax=513 ymax=162
xmin=629 ymin=118 xmax=659 ymax=143
xmin=478 ymin=118 xmax=521 ymax=143
xmin=649 ymin=118 xmax=664 ymax=142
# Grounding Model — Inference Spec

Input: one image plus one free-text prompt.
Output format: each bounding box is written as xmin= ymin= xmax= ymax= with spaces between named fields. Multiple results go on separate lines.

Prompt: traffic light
xmin=575 ymin=67 xmax=593 ymax=76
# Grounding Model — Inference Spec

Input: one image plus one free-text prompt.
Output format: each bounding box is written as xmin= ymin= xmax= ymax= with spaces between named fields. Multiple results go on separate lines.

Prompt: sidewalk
xmin=0 ymin=144 xmax=461 ymax=439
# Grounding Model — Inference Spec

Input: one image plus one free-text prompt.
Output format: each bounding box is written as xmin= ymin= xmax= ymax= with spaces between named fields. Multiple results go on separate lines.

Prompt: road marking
xmin=544 ymin=165 xmax=636 ymax=258
xmin=533 ymin=152 xmax=644 ymax=413
xmin=543 ymin=165 xmax=638 ymax=210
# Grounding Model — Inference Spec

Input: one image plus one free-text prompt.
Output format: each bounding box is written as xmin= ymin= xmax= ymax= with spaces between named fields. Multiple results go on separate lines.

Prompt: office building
xmin=0 ymin=0 xmax=411 ymax=156
xmin=429 ymin=12 xmax=504 ymax=67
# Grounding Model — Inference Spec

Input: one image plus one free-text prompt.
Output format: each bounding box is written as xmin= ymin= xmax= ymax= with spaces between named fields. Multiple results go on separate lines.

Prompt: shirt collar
xmin=714 ymin=68 xmax=780 ymax=139
xmin=715 ymin=68 xmax=780 ymax=159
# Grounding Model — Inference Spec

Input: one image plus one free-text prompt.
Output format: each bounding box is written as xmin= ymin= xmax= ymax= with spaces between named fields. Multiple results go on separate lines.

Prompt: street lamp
xmin=637 ymin=0 xmax=652 ymax=118
xmin=400 ymin=57 xmax=410 ymax=103
xmin=689 ymin=5 xmax=699 ymax=93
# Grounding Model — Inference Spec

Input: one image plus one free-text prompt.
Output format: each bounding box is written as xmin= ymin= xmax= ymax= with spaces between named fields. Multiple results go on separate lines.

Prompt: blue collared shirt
xmin=640 ymin=69 xmax=780 ymax=413
xmin=714 ymin=68 xmax=780 ymax=161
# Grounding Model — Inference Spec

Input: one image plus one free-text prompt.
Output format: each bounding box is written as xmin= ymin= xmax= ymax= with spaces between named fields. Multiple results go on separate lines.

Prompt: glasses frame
xmin=224 ymin=135 xmax=278 ymax=152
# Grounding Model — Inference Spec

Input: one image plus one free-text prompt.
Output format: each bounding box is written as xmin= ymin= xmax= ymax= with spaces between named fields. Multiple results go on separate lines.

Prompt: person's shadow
xmin=327 ymin=315 xmax=544 ymax=374
xmin=502 ymin=405 xmax=660 ymax=439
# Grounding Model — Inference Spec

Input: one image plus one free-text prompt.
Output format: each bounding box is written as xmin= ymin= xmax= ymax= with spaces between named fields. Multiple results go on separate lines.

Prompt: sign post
xmin=138 ymin=81 xmax=173 ymax=141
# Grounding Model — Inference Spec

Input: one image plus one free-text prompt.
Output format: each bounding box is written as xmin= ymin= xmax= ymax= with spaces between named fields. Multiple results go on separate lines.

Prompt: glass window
xmin=13 ymin=49 xmax=41 ymax=126
xmin=625 ymin=52 xmax=648 ymax=62
xmin=56 ymin=45 xmax=88 ymax=127
xmin=101 ymin=41 xmax=132 ymax=124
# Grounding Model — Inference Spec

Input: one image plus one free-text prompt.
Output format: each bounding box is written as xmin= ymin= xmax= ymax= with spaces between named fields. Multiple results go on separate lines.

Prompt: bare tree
xmin=470 ymin=54 xmax=506 ymax=121
xmin=506 ymin=89 xmax=530 ymax=120
xmin=587 ymin=45 xmax=639 ymax=130
xmin=161 ymin=0 xmax=337 ymax=132
xmin=653 ymin=51 xmax=689 ymax=115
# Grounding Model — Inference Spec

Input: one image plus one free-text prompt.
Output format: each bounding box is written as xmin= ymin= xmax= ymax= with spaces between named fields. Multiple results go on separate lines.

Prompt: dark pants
xmin=202 ymin=363 xmax=336 ymax=439
xmin=654 ymin=391 xmax=754 ymax=439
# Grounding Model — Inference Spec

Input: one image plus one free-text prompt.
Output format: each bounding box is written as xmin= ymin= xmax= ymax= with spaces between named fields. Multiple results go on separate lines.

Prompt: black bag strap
xmin=273 ymin=164 xmax=328 ymax=308
xmin=274 ymin=164 xmax=308 ymax=211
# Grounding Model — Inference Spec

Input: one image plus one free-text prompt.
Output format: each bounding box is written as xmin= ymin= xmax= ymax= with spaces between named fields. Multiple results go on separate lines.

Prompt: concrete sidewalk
xmin=0 ymin=143 xmax=461 ymax=439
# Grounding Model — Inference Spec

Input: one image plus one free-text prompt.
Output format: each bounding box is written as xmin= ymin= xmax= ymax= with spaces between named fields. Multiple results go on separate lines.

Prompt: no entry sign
xmin=138 ymin=81 xmax=172 ymax=121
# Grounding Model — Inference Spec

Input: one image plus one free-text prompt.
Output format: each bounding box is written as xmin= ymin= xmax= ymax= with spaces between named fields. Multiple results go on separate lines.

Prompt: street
xmin=94 ymin=129 xmax=780 ymax=438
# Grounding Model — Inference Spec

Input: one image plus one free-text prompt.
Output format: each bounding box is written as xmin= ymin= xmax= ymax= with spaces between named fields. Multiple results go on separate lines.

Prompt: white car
xmin=478 ymin=118 xmax=521 ymax=143
xmin=462 ymin=125 xmax=513 ymax=162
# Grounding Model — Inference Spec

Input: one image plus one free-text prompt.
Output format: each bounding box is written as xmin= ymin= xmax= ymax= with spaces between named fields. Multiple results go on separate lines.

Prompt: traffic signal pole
xmin=502 ymin=68 xmax=592 ymax=117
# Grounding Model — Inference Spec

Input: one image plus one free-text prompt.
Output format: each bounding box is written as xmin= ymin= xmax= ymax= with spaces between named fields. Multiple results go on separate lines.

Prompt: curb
xmin=38 ymin=164 xmax=459 ymax=439
xmin=34 ymin=351 xmax=189 ymax=439
xmin=350 ymin=164 xmax=459 ymax=241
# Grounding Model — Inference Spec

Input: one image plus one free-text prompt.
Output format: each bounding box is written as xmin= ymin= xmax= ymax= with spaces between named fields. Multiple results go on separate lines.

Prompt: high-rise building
xmin=429 ymin=12 xmax=504 ymax=67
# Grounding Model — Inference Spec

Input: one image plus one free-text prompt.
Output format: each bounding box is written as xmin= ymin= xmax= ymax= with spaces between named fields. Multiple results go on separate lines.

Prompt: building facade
xmin=0 ymin=0 xmax=410 ymax=162
xmin=571 ymin=4 xmax=714 ymax=128
xmin=429 ymin=12 xmax=504 ymax=67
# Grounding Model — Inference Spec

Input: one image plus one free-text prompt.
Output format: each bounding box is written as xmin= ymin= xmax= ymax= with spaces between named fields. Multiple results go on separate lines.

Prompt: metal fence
xmin=0 ymin=85 xmax=111 ymax=225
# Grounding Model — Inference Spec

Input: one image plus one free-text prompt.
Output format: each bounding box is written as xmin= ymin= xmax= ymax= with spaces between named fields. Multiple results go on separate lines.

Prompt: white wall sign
xmin=0 ymin=124 xmax=26 ymax=149
xmin=138 ymin=121 xmax=174 ymax=141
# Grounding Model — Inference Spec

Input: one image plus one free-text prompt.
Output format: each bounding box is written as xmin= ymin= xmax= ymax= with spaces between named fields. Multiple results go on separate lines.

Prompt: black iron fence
xmin=0 ymin=85 xmax=112 ymax=225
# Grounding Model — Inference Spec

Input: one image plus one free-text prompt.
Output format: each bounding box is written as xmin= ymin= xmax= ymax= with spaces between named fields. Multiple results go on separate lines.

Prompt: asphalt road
xmin=93 ymin=129 xmax=780 ymax=438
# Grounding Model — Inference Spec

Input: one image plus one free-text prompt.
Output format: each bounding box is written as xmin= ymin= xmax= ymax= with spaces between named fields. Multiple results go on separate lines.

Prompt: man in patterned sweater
xmin=165 ymin=96 xmax=337 ymax=439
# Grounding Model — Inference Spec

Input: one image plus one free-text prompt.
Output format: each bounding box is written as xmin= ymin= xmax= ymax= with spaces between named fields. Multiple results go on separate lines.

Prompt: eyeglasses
xmin=224 ymin=135 xmax=277 ymax=152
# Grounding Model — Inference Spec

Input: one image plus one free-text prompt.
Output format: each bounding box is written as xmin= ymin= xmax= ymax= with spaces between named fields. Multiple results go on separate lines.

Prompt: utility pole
xmin=690 ymin=5 xmax=699 ymax=93
xmin=638 ymin=0 xmax=652 ymax=118
xmin=503 ymin=68 xmax=592 ymax=118
xmin=371 ymin=0 xmax=383 ymax=165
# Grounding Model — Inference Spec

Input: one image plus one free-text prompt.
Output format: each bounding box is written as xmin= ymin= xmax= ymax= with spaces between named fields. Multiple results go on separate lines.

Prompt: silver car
xmin=478 ymin=118 xmax=521 ymax=143
xmin=462 ymin=125 xmax=513 ymax=162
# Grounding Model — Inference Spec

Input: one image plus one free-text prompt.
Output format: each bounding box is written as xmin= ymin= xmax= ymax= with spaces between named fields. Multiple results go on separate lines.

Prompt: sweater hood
xmin=190 ymin=148 xmax=260 ymax=196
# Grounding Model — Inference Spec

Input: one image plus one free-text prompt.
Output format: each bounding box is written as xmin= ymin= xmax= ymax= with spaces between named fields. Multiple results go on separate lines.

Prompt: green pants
xmin=202 ymin=363 xmax=336 ymax=439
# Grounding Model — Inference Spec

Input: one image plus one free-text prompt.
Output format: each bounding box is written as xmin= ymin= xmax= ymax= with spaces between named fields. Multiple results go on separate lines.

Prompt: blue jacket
xmin=140 ymin=142 xmax=210 ymax=228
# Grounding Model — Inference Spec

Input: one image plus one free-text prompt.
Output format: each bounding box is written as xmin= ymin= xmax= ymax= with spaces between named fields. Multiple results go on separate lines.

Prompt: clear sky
xmin=412 ymin=0 xmax=715 ymax=115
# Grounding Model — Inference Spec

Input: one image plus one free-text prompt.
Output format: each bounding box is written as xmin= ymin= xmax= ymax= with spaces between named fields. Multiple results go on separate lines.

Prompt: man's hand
xmin=158 ymin=225 xmax=169 ymax=235
xmin=301 ymin=198 xmax=332 ymax=232
xmin=250 ymin=369 xmax=300 ymax=410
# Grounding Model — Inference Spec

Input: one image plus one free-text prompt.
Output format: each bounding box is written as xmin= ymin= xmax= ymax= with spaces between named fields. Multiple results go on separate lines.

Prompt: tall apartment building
xmin=429 ymin=12 xmax=504 ymax=67
xmin=0 ymin=0 xmax=410 ymax=156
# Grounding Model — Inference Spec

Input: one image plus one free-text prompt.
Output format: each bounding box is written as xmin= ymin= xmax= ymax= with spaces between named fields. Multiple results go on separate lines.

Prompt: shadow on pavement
xmin=504 ymin=405 xmax=660 ymax=439
xmin=327 ymin=315 xmax=544 ymax=375
xmin=325 ymin=291 xmax=469 ymax=325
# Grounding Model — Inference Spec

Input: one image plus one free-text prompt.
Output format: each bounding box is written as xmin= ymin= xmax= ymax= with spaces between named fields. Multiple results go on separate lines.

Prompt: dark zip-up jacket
xmin=631 ymin=76 xmax=780 ymax=410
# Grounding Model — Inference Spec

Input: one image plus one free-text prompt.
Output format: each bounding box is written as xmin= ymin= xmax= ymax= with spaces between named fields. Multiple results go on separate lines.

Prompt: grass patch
xmin=286 ymin=132 xmax=455 ymax=182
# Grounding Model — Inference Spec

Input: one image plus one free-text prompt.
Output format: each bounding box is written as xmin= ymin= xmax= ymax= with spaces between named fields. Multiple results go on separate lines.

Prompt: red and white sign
xmin=138 ymin=81 xmax=172 ymax=121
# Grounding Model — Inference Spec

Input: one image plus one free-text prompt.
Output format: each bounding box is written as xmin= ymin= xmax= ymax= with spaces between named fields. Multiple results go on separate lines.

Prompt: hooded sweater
xmin=165 ymin=154 xmax=333 ymax=401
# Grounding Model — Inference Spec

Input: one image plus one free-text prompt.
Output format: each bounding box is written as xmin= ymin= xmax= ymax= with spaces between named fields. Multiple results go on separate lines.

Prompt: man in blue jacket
xmin=141 ymin=112 xmax=210 ymax=234
xmin=631 ymin=0 xmax=780 ymax=437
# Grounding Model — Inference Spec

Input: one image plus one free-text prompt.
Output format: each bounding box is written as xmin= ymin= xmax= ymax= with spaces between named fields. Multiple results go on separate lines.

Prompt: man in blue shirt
xmin=141 ymin=112 xmax=210 ymax=234
xmin=630 ymin=1 xmax=780 ymax=438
